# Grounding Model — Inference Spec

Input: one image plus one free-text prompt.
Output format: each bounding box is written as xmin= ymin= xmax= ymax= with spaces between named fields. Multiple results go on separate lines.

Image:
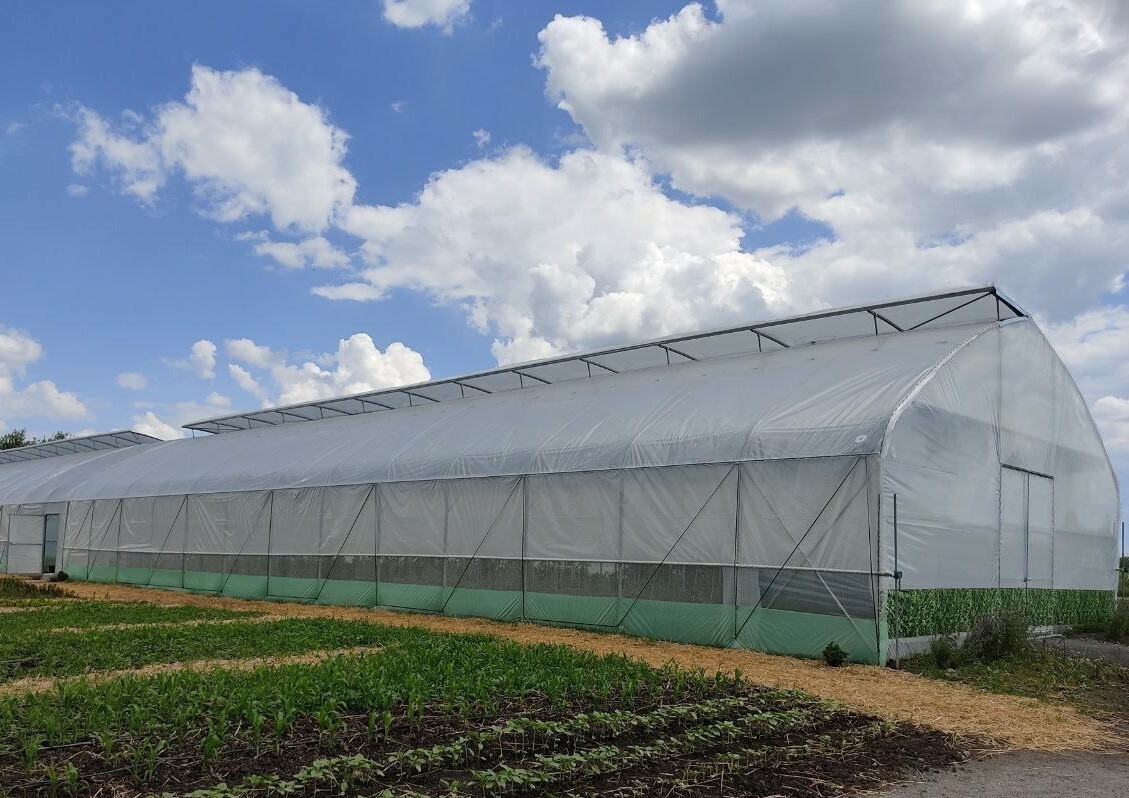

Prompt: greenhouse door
xmin=42 ymin=514 xmax=60 ymax=573
xmin=1000 ymin=466 xmax=1053 ymax=589
xmin=7 ymin=515 xmax=45 ymax=575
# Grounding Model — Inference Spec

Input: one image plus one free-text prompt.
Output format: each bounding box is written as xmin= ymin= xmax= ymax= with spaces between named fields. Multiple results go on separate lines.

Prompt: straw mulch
xmin=54 ymin=581 xmax=1119 ymax=752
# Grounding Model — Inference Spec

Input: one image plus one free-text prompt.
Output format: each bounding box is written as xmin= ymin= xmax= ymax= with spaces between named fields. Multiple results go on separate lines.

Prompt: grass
xmin=0 ymin=617 xmax=398 ymax=681
xmin=0 ymin=601 xmax=255 ymax=635
xmin=905 ymin=648 xmax=1129 ymax=710
xmin=905 ymin=620 xmax=1129 ymax=722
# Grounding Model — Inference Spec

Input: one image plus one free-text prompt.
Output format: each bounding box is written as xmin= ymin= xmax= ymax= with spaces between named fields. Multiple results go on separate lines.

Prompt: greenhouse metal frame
xmin=0 ymin=286 xmax=1119 ymax=663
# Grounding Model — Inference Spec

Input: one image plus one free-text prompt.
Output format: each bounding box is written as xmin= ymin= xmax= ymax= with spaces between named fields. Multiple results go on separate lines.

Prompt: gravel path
xmin=1037 ymin=635 xmax=1129 ymax=667
xmin=884 ymin=751 xmax=1129 ymax=797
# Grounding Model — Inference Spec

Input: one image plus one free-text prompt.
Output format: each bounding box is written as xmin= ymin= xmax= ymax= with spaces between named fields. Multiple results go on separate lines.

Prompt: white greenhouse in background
xmin=0 ymin=287 xmax=1119 ymax=663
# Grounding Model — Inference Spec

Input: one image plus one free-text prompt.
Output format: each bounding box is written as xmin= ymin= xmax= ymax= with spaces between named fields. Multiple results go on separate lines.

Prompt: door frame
xmin=1000 ymin=464 xmax=1054 ymax=589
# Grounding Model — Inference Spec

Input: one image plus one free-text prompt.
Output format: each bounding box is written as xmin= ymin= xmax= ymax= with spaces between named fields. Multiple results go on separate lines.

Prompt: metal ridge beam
xmin=0 ymin=430 xmax=161 ymax=465
xmin=183 ymin=286 xmax=1023 ymax=434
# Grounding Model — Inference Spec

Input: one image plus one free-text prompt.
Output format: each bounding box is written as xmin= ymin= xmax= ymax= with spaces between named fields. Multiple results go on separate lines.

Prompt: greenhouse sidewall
xmin=881 ymin=319 xmax=1119 ymax=654
xmin=2 ymin=454 xmax=885 ymax=662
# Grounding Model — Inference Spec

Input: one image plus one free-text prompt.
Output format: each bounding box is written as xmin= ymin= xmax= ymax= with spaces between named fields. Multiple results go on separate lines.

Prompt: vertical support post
xmin=616 ymin=472 xmax=624 ymax=613
xmin=265 ymin=490 xmax=275 ymax=599
xmin=733 ymin=464 xmax=741 ymax=644
xmin=520 ymin=476 xmax=528 ymax=621
xmin=374 ymin=484 xmax=382 ymax=608
xmin=113 ymin=498 xmax=123 ymax=584
xmin=442 ymin=482 xmax=450 ymax=610
xmin=893 ymin=492 xmax=901 ymax=669
xmin=182 ymin=497 xmax=189 ymax=590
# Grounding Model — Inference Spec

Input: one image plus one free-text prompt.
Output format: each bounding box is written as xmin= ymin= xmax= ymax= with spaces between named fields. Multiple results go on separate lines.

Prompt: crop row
xmin=0 ymin=600 xmax=254 ymax=637
xmin=173 ymin=697 xmax=843 ymax=797
xmin=0 ymin=616 xmax=395 ymax=682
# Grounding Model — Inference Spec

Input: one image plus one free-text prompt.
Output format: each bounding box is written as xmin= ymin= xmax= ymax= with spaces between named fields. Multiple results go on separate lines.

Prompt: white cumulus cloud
xmin=383 ymin=0 xmax=471 ymax=33
xmin=0 ymin=325 xmax=89 ymax=430
xmin=537 ymin=0 xmax=1129 ymax=319
xmin=252 ymin=235 xmax=351 ymax=269
xmin=323 ymin=147 xmax=790 ymax=362
xmin=188 ymin=339 xmax=216 ymax=379
xmin=115 ymin=372 xmax=148 ymax=391
xmin=131 ymin=392 xmax=233 ymax=440
xmin=70 ymin=65 xmax=356 ymax=232
xmin=131 ymin=411 xmax=184 ymax=441
xmin=225 ymin=334 xmax=431 ymax=405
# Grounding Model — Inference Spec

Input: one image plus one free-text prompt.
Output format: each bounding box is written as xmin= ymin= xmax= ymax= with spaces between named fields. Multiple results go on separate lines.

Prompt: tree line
xmin=0 ymin=429 xmax=69 ymax=451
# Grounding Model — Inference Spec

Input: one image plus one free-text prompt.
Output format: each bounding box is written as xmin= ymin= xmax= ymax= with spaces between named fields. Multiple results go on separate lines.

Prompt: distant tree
xmin=0 ymin=429 xmax=70 ymax=450
xmin=0 ymin=429 xmax=30 ymax=450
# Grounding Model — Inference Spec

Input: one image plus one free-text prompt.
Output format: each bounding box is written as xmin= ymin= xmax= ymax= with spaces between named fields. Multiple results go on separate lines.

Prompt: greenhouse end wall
xmin=881 ymin=320 xmax=1120 ymax=644
xmin=14 ymin=454 xmax=885 ymax=662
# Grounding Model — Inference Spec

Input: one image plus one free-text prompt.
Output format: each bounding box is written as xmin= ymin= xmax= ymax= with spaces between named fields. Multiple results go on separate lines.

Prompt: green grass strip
xmin=0 ymin=617 xmax=392 ymax=682
xmin=0 ymin=601 xmax=256 ymax=636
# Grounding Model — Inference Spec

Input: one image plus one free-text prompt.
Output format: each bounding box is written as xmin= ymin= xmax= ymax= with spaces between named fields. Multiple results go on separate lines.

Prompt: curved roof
xmin=0 ymin=321 xmax=997 ymax=504
xmin=185 ymin=285 xmax=1022 ymax=434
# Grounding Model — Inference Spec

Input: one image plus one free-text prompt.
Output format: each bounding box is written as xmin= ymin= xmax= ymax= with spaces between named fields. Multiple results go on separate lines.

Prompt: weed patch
xmin=0 ymin=577 xmax=66 ymax=600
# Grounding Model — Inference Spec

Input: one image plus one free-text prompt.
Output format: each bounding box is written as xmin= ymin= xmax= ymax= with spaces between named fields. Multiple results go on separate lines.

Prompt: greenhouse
xmin=0 ymin=286 xmax=1119 ymax=663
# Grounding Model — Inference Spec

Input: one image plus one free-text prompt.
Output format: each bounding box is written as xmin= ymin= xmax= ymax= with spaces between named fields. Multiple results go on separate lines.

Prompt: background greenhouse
xmin=0 ymin=286 xmax=1119 ymax=663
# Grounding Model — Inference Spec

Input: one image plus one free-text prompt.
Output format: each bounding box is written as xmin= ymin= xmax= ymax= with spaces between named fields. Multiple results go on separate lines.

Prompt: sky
xmin=1 ymin=0 xmax=1128 ymax=523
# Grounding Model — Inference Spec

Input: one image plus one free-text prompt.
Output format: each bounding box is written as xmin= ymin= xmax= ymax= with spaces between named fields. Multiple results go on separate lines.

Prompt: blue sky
xmin=1 ymin=0 xmax=1128 ymax=515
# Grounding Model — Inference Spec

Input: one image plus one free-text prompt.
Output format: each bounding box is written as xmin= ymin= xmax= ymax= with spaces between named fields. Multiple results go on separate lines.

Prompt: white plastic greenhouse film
xmin=88 ymin=499 xmax=121 ymax=578
xmin=621 ymin=464 xmax=735 ymax=566
xmin=378 ymin=481 xmax=445 ymax=555
xmin=0 ymin=324 xmax=996 ymax=506
xmin=737 ymin=457 xmax=870 ymax=572
xmin=0 ymin=506 xmax=8 ymax=571
xmin=7 ymin=515 xmax=43 ymax=574
xmin=445 ymin=477 xmax=522 ymax=559
xmin=1027 ymin=474 xmax=1053 ymax=588
xmin=1000 ymin=468 xmax=1027 ymax=589
xmin=60 ymin=500 xmax=92 ymax=576
xmin=318 ymin=485 xmax=375 ymax=556
xmin=525 ymin=471 xmax=621 ymax=561
xmin=883 ymin=320 xmax=1117 ymax=594
xmin=270 ymin=488 xmax=324 ymax=557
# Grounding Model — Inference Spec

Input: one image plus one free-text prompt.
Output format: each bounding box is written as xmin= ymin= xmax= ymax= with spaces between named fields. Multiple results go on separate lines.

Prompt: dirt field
xmin=57 ymin=581 xmax=1118 ymax=752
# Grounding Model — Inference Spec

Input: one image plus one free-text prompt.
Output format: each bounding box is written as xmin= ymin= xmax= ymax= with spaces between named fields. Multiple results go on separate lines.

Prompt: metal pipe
xmin=893 ymin=493 xmax=901 ymax=669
